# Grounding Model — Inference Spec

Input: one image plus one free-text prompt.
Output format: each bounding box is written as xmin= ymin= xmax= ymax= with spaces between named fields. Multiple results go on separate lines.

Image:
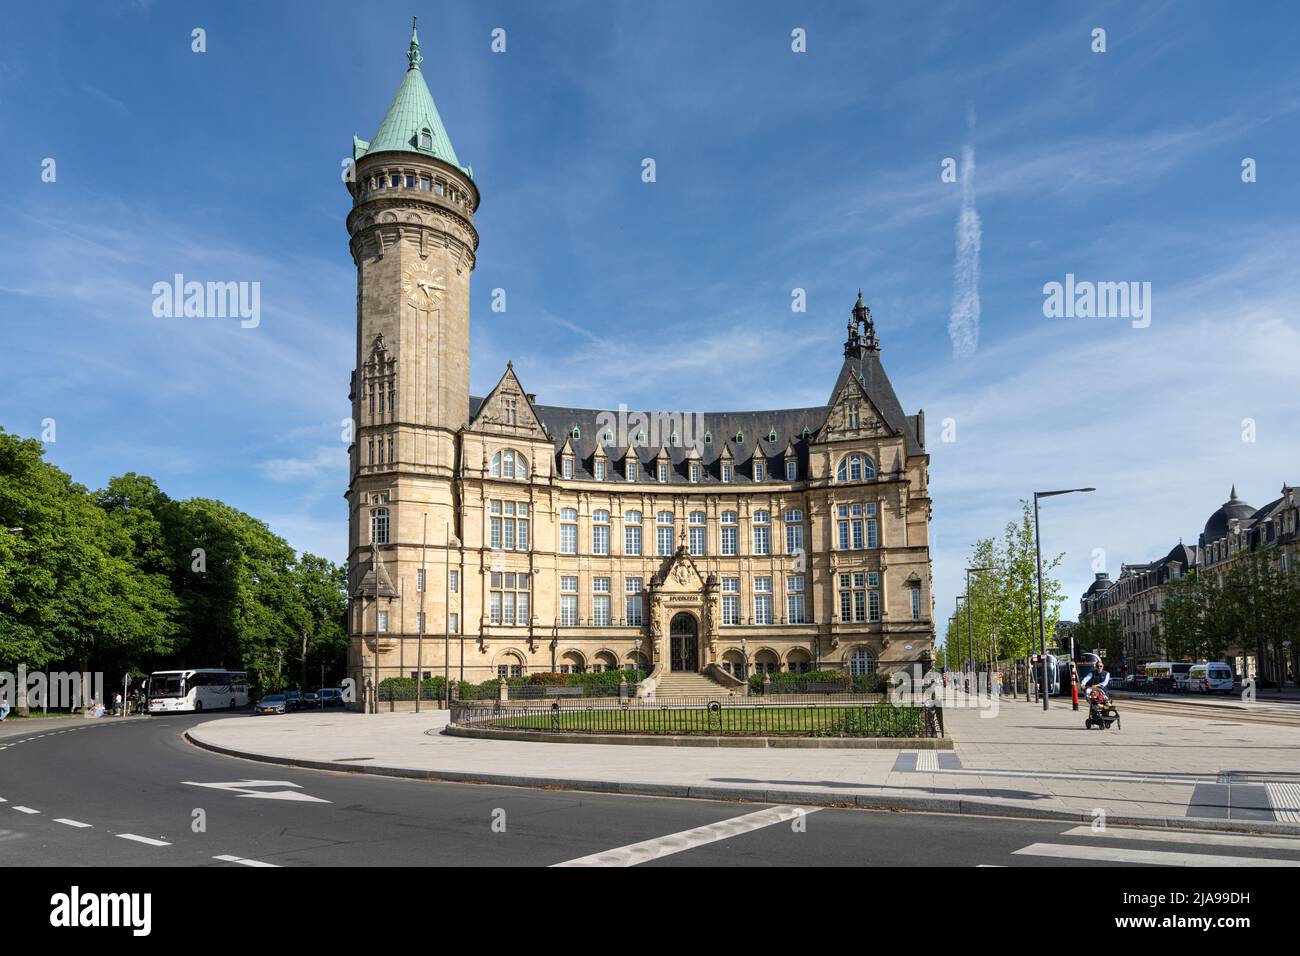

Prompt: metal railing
xmin=451 ymin=698 xmax=940 ymax=738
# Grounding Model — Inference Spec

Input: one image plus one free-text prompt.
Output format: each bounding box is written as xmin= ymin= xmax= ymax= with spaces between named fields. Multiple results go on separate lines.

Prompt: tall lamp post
xmin=955 ymin=595 xmax=967 ymax=692
xmin=966 ymin=566 xmax=995 ymax=693
xmin=1034 ymin=487 xmax=1095 ymax=711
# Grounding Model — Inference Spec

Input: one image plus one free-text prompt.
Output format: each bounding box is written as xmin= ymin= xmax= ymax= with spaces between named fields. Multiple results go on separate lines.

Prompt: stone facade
xmin=344 ymin=29 xmax=935 ymax=705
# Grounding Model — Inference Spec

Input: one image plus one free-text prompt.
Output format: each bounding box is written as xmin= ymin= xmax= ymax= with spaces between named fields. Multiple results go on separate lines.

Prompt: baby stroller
xmin=1084 ymin=685 xmax=1121 ymax=731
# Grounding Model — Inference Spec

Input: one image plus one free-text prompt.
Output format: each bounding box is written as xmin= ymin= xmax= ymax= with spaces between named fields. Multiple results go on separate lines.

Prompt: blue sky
xmin=2 ymin=0 xmax=1298 ymax=625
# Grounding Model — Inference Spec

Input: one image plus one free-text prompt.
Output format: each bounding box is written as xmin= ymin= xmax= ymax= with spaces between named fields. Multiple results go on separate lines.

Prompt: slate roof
xmin=467 ymin=345 xmax=926 ymax=484
xmin=1201 ymin=485 xmax=1258 ymax=543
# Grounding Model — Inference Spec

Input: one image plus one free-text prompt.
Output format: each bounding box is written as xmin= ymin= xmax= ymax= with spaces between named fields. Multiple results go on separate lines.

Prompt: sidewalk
xmin=187 ymin=693 xmax=1300 ymax=834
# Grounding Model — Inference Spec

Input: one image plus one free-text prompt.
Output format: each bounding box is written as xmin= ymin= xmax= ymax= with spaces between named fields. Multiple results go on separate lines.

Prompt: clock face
xmin=401 ymin=262 xmax=446 ymax=308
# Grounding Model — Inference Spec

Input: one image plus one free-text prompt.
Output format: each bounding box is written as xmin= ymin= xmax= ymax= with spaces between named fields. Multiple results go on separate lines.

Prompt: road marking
xmin=552 ymin=805 xmax=820 ymax=867
xmin=1061 ymin=825 xmax=1300 ymax=852
xmin=213 ymin=854 xmax=280 ymax=867
xmin=1266 ymin=783 xmax=1300 ymax=824
xmin=181 ymin=780 xmax=331 ymax=803
xmin=1014 ymin=842 xmax=1300 ymax=867
xmin=117 ymin=833 xmax=170 ymax=847
xmin=13 ymin=806 xmax=39 ymax=814
xmin=54 ymin=818 xmax=92 ymax=828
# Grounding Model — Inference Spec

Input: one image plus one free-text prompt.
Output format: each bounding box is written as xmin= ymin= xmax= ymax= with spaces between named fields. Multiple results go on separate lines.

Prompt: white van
xmin=1189 ymin=662 xmax=1234 ymax=694
xmin=1144 ymin=661 xmax=1194 ymax=690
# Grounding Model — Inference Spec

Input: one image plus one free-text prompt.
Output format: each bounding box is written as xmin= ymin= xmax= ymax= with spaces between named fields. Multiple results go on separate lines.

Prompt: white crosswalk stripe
xmin=213 ymin=854 xmax=280 ymax=867
xmin=1265 ymin=783 xmax=1300 ymax=824
xmin=1060 ymin=825 xmax=1300 ymax=852
xmin=1014 ymin=842 xmax=1300 ymax=867
xmin=553 ymin=806 xmax=820 ymax=867
xmin=117 ymin=833 xmax=170 ymax=847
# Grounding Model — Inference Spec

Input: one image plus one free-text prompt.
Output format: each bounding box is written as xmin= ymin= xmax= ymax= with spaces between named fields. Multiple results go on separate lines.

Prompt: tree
xmin=991 ymin=501 xmax=1066 ymax=659
xmin=287 ymin=553 xmax=348 ymax=690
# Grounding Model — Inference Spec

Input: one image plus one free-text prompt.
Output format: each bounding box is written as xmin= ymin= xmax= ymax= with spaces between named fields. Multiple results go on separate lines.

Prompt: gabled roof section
xmin=355 ymin=19 xmax=470 ymax=178
xmin=469 ymin=362 xmax=547 ymax=439
xmin=822 ymin=342 xmax=922 ymax=456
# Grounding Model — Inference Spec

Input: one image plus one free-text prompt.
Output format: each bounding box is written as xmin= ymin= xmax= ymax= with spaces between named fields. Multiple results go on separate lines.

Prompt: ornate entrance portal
xmin=669 ymin=612 xmax=699 ymax=672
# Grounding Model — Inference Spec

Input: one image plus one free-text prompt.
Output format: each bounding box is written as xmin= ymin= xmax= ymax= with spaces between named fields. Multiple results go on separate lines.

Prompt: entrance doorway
xmin=669 ymin=613 xmax=699 ymax=672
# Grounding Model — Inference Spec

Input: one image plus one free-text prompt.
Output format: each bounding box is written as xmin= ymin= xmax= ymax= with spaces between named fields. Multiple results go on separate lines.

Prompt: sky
xmin=1 ymin=0 xmax=1297 ymax=626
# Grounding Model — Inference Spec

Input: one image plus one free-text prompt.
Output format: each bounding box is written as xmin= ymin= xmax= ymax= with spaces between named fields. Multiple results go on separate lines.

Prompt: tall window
xmin=489 ymin=572 xmax=530 ymax=625
xmin=911 ymin=586 xmax=922 ymax=621
xmin=784 ymin=510 xmax=804 ymax=555
xmin=658 ymin=461 xmax=670 ymax=483
xmin=625 ymin=459 xmax=638 ymax=482
xmin=624 ymin=511 xmax=642 ymax=556
xmin=560 ymin=576 xmax=578 ymax=625
xmin=688 ymin=511 xmax=706 ymax=556
xmin=721 ymin=577 xmax=740 ymax=625
xmin=785 ymin=459 xmax=797 ymax=481
xmin=370 ymin=508 xmax=389 ymax=544
xmin=787 ymin=575 xmax=805 ymax=624
xmin=721 ymin=511 xmax=738 ymax=556
xmin=416 ymin=568 xmax=425 ymax=592
xmin=690 ymin=462 xmax=702 ymax=483
xmin=377 ymin=610 xmax=389 ymax=632
xmin=753 ymin=576 xmax=773 ymax=625
xmin=489 ymin=500 xmax=529 ymax=551
xmin=560 ymin=507 xmax=578 ymax=555
xmin=840 ymin=572 xmax=867 ymax=623
xmin=722 ymin=463 xmax=733 ymax=483
xmin=868 ymin=571 xmax=881 ymax=622
xmin=594 ymin=460 xmax=606 ymax=481
xmin=866 ymin=502 xmax=878 ymax=549
xmin=592 ymin=510 xmax=610 ymax=555
xmin=837 ymin=503 xmax=875 ymax=550
xmin=562 ymin=457 xmax=574 ymax=479
xmin=449 ymin=570 xmax=459 ymax=593
xmin=593 ymin=577 xmax=611 ymax=626
xmin=656 ymin=512 xmax=675 ymax=556
xmin=625 ymin=577 xmax=643 ymax=626
xmin=752 ymin=510 xmax=771 ymax=556
xmin=754 ymin=460 xmax=766 ymax=482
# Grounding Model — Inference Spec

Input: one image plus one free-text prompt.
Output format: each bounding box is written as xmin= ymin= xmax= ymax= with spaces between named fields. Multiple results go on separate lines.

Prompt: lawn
xmin=488 ymin=704 xmax=928 ymax=737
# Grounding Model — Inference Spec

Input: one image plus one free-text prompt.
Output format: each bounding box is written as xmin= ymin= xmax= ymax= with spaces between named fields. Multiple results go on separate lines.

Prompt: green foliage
xmin=0 ymin=428 xmax=348 ymax=692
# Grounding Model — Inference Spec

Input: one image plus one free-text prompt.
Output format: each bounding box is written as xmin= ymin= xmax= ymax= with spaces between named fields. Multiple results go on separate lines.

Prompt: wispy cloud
xmin=948 ymin=117 xmax=981 ymax=358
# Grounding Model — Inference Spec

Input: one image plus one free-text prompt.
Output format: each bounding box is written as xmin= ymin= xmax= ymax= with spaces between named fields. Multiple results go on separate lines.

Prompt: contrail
xmin=948 ymin=140 xmax=981 ymax=358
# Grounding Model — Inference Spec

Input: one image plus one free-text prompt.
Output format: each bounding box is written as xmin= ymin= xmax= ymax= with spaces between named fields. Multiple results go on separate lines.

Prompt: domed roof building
xmin=1200 ymin=486 xmax=1258 ymax=546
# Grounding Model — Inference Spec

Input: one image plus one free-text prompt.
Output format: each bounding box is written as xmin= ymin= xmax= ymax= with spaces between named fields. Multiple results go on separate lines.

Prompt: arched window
xmin=767 ymin=428 xmax=777 ymax=443
xmin=491 ymin=449 xmax=529 ymax=479
xmin=703 ymin=431 xmax=712 ymax=445
xmin=835 ymin=453 xmax=875 ymax=482
xmin=603 ymin=429 xmax=613 ymax=443
xmin=670 ymin=431 xmax=679 ymax=445
xmin=735 ymin=431 xmax=744 ymax=444
xmin=571 ymin=426 xmax=581 ymax=440
xmin=849 ymin=648 xmax=876 ymax=676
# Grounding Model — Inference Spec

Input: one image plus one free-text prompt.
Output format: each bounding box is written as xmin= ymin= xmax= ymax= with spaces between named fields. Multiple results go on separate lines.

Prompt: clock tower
xmin=344 ymin=20 xmax=478 ymax=705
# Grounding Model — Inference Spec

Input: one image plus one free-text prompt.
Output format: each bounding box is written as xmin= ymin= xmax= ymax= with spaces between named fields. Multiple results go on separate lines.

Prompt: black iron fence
xmin=451 ymin=698 xmax=941 ymax=738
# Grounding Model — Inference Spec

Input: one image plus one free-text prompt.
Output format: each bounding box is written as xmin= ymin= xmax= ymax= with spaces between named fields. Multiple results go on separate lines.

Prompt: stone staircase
xmin=651 ymin=670 xmax=739 ymax=698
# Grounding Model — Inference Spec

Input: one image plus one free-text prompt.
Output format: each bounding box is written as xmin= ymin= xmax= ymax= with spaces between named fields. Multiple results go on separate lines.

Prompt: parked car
xmin=256 ymin=694 xmax=287 ymax=715
xmin=318 ymin=687 xmax=345 ymax=708
xmin=283 ymin=690 xmax=302 ymax=711
xmin=302 ymin=692 xmax=321 ymax=709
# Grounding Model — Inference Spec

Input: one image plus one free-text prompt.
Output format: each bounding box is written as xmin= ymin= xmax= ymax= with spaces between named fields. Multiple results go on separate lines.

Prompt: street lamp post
xmin=1033 ymin=487 xmax=1096 ymax=711
xmin=966 ymin=566 xmax=995 ymax=695
xmin=955 ymin=595 xmax=968 ymax=692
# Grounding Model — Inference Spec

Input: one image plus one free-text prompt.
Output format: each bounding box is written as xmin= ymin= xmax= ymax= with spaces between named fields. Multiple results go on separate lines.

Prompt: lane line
xmin=117 ymin=833 xmax=170 ymax=847
xmin=13 ymin=806 xmax=39 ymax=814
xmin=1014 ymin=842 xmax=1300 ymax=867
xmin=53 ymin=818 xmax=92 ymax=828
xmin=552 ymin=805 xmax=820 ymax=867
xmin=1061 ymin=825 xmax=1300 ymax=852
xmin=1266 ymin=783 xmax=1300 ymax=824
xmin=213 ymin=854 xmax=280 ymax=867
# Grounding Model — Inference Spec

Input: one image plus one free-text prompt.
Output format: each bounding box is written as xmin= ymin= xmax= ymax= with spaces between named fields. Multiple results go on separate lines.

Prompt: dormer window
xmin=571 ymin=426 xmax=581 ymax=440
xmin=603 ymin=429 xmax=613 ymax=443
xmin=703 ymin=431 xmax=712 ymax=445
xmin=754 ymin=461 xmax=766 ymax=482
xmin=767 ymin=429 xmax=777 ymax=443
xmin=735 ymin=431 xmax=744 ymax=444
xmin=419 ymin=129 xmax=433 ymax=150
xmin=562 ymin=457 xmax=574 ymax=479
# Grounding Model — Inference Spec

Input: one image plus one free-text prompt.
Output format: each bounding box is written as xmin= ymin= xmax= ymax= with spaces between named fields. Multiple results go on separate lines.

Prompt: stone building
xmin=1080 ymin=484 xmax=1298 ymax=677
xmin=344 ymin=26 xmax=935 ymax=702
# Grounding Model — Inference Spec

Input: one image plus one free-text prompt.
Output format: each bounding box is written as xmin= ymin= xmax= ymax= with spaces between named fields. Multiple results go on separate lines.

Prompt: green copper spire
xmin=353 ymin=18 xmax=468 ymax=176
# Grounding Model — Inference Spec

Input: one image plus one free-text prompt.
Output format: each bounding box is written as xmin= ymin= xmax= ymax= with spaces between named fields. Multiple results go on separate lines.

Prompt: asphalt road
xmin=3 ymin=712 xmax=1300 ymax=867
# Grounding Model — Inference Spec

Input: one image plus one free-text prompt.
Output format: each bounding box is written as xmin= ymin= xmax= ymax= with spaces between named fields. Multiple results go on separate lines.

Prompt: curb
xmin=182 ymin=729 xmax=1300 ymax=838
xmin=444 ymin=724 xmax=954 ymax=749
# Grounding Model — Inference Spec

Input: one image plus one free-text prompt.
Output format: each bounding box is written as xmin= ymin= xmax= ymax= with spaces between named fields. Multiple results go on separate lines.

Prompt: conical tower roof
xmin=353 ymin=19 xmax=469 ymax=177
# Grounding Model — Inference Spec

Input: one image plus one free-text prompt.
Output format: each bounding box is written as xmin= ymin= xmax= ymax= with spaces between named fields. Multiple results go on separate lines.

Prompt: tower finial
xmin=407 ymin=17 xmax=423 ymax=70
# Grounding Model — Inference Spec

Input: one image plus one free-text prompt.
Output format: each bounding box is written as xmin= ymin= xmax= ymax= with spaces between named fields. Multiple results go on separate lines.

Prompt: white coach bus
xmin=147 ymin=669 xmax=249 ymax=713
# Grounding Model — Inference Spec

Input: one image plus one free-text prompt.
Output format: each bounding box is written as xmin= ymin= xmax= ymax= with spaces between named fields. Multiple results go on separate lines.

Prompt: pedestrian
xmin=112 ymin=691 xmax=122 ymax=717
